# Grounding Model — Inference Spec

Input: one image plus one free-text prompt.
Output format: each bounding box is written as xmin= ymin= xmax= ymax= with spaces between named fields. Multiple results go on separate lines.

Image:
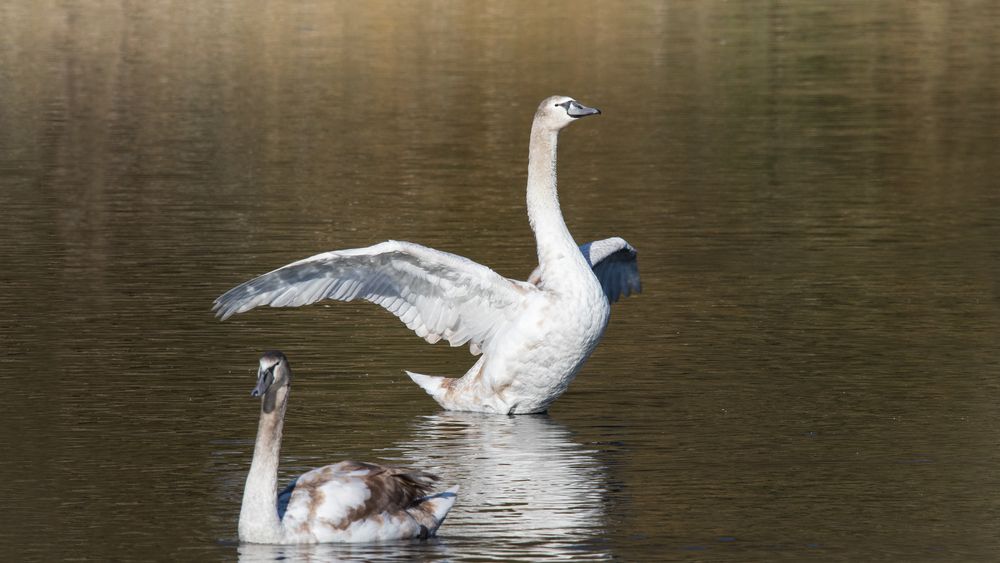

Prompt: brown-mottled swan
xmin=238 ymin=351 xmax=458 ymax=543
xmin=215 ymin=96 xmax=641 ymax=414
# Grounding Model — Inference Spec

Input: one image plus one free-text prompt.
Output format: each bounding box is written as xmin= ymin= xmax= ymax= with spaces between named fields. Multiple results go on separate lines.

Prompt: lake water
xmin=2 ymin=1 xmax=999 ymax=560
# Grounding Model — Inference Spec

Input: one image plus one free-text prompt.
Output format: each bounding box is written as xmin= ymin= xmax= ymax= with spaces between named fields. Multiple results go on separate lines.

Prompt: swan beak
xmin=252 ymin=367 xmax=274 ymax=397
xmin=568 ymin=102 xmax=601 ymax=118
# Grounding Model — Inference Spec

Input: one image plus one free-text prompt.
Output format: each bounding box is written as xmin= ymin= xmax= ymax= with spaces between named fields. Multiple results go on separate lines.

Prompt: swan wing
xmin=213 ymin=240 xmax=530 ymax=352
xmin=584 ymin=237 xmax=642 ymax=303
xmin=528 ymin=236 xmax=641 ymax=303
xmin=281 ymin=461 xmax=442 ymax=537
xmin=276 ymin=476 xmax=299 ymax=521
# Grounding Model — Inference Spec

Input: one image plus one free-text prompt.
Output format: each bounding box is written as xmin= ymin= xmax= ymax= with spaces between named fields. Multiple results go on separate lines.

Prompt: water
xmin=2 ymin=1 xmax=999 ymax=560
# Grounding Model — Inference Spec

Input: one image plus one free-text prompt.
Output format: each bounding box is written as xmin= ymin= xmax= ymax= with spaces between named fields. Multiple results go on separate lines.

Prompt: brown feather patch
xmin=312 ymin=462 xmax=441 ymax=531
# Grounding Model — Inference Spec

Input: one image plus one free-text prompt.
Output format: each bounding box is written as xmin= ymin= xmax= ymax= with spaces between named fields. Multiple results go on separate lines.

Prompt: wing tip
xmin=212 ymin=296 xmax=232 ymax=320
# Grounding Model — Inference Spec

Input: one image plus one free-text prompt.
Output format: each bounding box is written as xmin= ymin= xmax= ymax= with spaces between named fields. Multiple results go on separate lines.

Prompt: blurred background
xmin=1 ymin=1 xmax=998 ymax=560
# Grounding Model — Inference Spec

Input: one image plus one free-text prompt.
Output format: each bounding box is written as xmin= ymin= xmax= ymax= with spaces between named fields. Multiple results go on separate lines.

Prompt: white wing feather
xmin=214 ymin=240 xmax=532 ymax=353
xmin=529 ymin=237 xmax=641 ymax=303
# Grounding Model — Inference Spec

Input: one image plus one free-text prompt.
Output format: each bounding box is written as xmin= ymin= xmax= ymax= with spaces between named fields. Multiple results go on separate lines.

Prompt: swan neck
xmin=239 ymin=387 xmax=288 ymax=543
xmin=526 ymin=124 xmax=578 ymax=266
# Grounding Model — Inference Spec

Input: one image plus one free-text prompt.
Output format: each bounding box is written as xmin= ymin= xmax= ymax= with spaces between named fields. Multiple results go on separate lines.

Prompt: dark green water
xmin=2 ymin=1 xmax=999 ymax=560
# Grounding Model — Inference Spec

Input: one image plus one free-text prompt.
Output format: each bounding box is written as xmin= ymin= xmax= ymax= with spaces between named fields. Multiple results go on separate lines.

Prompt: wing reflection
xmin=384 ymin=413 xmax=608 ymax=547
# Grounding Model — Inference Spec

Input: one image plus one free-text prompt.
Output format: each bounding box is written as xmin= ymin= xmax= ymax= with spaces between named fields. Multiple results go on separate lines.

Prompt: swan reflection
xmin=236 ymin=413 xmax=610 ymax=562
xmin=237 ymin=540 xmax=450 ymax=563
xmin=383 ymin=413 xmax=609 ymax=547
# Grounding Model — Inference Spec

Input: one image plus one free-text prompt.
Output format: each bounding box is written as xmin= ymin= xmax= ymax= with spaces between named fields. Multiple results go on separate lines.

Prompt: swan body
xmin=239 ymin=351 xmax=458 ymax=544
xmin=215 ymin=96 xmax=641 ymax=414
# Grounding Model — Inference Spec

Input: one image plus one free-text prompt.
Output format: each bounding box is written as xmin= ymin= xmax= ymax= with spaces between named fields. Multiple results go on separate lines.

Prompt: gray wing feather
xmin=213 ymin=240 xmax=528 ymax=353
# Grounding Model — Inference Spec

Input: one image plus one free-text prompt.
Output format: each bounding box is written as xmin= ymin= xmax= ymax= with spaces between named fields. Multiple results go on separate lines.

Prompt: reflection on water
xmin=237 ymin=539 xmax=452 ymax=563
xmin=387 ymin=413 xmax=609 ymax=557
xmin=232 ymin=413 xmax=609 ymax=562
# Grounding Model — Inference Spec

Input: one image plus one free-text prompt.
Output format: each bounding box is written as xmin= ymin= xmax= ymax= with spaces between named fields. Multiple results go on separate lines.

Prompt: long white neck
xmin=238 ymin=387 xmax=288 ymax=543
xmin=526 ymin=122 xmax=589 ymax=286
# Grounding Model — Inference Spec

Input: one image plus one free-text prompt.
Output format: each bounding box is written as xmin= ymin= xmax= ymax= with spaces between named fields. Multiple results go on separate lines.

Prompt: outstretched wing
xmin=214 ymin=240 xmax=532 ymax=353
xmin=584 ymin=237 xmax=642 ymax=303
xmin=529 ymin=237 xmax=641 ymax=303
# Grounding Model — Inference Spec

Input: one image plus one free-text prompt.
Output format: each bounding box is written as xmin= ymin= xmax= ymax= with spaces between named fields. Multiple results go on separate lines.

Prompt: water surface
xmin=2 ymin=1 xmax=999 ymax=560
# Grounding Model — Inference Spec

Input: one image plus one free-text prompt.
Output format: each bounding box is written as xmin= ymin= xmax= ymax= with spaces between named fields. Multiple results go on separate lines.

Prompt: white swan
xmin=214 ymin=96 xmax=641 ymax=414
xmin=239 ymin=351 xmax=458 ymax=544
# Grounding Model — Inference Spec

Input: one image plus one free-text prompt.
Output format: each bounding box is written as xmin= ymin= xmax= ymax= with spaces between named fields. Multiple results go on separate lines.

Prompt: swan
xmin=239 ymin=350 xmax=458 ymax=543
xmin=214 ymin=96 xmax=641 ymax=414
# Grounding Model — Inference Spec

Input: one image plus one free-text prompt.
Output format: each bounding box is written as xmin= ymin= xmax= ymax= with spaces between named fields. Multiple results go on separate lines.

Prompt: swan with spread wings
xmin=214 ymin=96 xmax=641 ymax=414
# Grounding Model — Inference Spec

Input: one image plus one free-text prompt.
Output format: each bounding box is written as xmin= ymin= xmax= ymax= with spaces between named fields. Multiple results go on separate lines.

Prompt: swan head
xmin=253 ymin=350 xmax=292 ymax=398
xmin=534 ymin=96 xmax=601 ymax=131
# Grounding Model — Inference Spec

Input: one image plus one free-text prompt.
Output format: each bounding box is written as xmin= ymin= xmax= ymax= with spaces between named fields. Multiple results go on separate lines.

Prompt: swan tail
xmin=406 ymin=371 xmax=451 ymax=405
xmin=418 ymin=486 xmax=459 ymax=535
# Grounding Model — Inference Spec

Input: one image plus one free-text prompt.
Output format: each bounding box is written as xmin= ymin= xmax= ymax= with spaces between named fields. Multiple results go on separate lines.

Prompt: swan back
xmin=280 ymin=461 xmax=458 ymax=542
